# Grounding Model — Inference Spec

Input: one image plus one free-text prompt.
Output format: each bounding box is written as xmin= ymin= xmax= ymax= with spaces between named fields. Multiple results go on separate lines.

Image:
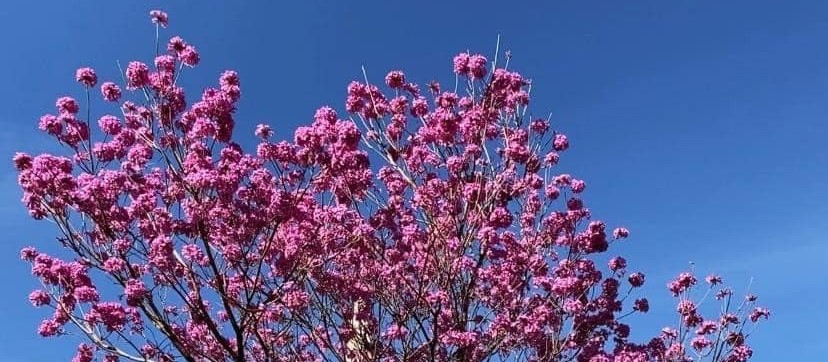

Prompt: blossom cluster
xmin=15 ymin=10 xmax=768 ymax=362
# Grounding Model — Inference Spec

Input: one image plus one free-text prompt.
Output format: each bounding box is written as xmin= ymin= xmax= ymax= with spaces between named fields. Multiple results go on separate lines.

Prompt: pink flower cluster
xmin=640 ymin=272 xmax=768 ymax=361
xmin=14 ymin=9 xmax=768 ymax=362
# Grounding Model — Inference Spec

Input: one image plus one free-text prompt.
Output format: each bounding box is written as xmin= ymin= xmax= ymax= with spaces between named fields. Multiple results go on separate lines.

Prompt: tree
xmin=14 ymin=10 xmax=769 ymax=362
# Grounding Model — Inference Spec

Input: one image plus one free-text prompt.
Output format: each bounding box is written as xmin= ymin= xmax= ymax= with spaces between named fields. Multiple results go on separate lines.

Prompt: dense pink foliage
xmin=15 ymin=10 xmax=768 ymax=362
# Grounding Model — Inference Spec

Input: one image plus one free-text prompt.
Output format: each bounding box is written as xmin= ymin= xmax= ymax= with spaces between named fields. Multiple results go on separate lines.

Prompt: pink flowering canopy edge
xmin=14 ymin=9 xmax=769 ymax=362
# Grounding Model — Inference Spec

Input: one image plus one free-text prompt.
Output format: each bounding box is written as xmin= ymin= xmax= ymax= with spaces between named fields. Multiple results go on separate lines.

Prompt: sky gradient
xmin=1 ymin=1 xmax=825 ymax=360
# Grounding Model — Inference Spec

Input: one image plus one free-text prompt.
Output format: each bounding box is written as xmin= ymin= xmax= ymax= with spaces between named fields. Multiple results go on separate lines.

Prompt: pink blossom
xmin=608 ymin=256 xmax=627 ymax=271
xmin=124 ymin=279 xmax=148 ymax=307
xmin=180 ymin=45 xmax=200 ymax=67
xmin=553 ymin=173 xmax=572 ymax=186
xmin=613 ymin=227 xmax=630 ymax=239
xmin=440 ymin=330 xmax=479 ymax=347
xmin=676 ymin=300 xmax=696 ymax=316
xmin=668 ymin=272 xmax=697 ymax=296
xmin=452 ymin=52 xmax=470 ymax=75
xmin=73 ymin=285 xmax=99 ymax=303
xmin=634 ymin=298 xmax=649 ymax=312
xmin=72 ymin=343 xmax=94 ymax=362
xmin=428 ymin=80 xmax=440 ymax=94
xmin=410 ymin=97 xmax=428 ymax=117
xmin=530 ymin=119 xmax=549 ymax=134
xmin=100 ymin=82 xmax=121 ymax=102
xmin=87 ymin=302 xmax=129 ymax=332
xmin=696 ymin=320 xmax=717 ymax=335
xmin=566 ymin=197 xmax=583 ymax=210
xmin=150 ymin=10 xmax=168 ymax=27
xmin=125 ymin=61 xmax=150 ymax=89
xmin=553 ymin=133 xmax=569 ymax=151
xmin=385 ymin=70 xmax=405 ymax=88
xmin=563 ymin=299 xmax=584 ymax=314
xmin=37 ymin=319 xmax=61 ymax=337
xmin=97 ymin=115 xmax=122 ymax=135
xmin=28 ymin=290 xmax=51 ymax=306
xmin=155 ymin=55 xmax=176 ymax=73
xmin=571 ymin=179 xmax=586 ymax=193
xmin=750 ymin=307 xmax=770 ymax=322
xmin=628 ymin=272 xmax=646 ymax=287
xmin=543 ymin=184 xmax=560 ymax=200
xmin=255 ymin=124 xmax=272 ymax=139
xmin=168 ymin=36 xmax=187 ymax=54
xmin=728 ymin=345 xmax=753 ymax=362
xmin=75 ymin=67 xmax=97 ymax=87
xmin=691 ymin=336 xmax=711 ymax=351
xmin=56 ymin=96 xmax=79 ymax=115
xmin=721 ymin=313 xmax=739 ymax=326
xmin=468 ymin=54 xmax=487 ymax=79
xmin=38 ymin=114 xmax=62 ymax=135
xmin=19 ymin=246 xmax=38 ymax=261
xmin=544 ymin=151 xmax=560 ymax=165
xmin=102 ymin=258 xmax=126 ymax=272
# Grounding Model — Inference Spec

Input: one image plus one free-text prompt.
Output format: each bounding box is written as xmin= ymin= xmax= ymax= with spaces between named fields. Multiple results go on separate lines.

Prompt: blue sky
xmin=1 ymin=1 xmax=825 ymax=360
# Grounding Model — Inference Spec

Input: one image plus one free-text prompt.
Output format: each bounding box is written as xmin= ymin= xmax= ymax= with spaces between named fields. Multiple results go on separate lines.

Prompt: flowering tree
xmin=14 ymin=10 xmax=769 ymax=362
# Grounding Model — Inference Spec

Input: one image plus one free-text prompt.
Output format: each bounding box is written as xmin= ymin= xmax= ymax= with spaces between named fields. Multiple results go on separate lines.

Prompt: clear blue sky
xmin=1 ymin=1 xmax=824 ymax=360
